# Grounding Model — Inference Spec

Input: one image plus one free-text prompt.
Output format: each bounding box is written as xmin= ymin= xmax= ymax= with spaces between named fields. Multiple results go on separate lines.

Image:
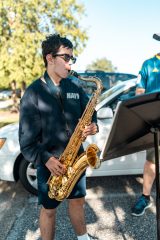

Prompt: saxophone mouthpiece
xmin=69 ymin=70 xmax=80 ymax=78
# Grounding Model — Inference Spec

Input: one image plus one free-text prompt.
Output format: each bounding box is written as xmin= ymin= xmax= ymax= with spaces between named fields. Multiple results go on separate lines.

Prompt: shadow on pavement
xmin=0 ymin=175 xmax=157 ymax=240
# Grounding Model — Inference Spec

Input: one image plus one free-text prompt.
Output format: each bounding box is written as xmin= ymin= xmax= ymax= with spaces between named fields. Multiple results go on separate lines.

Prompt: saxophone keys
xmin=62 ymin=176 xmax=68 ymax=184
xmin=68 ymin=166 xmax=75 ymax=175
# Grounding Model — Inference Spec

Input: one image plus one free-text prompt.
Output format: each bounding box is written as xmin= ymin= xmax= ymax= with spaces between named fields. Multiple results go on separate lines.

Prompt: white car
xmin=0 ymin=90 xmax=12 ymax=100
xmin=0 ymin=78 xmax=146 ymax=195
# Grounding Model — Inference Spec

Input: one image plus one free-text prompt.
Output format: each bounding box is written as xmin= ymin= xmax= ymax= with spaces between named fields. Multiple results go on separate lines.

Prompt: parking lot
xmin=0 ymin=175 xmax=157 ymax=240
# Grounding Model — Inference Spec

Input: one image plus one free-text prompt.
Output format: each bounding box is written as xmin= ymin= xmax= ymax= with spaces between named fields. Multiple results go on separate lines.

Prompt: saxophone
xmin=48 ymin=70 xmax=103 ymax=201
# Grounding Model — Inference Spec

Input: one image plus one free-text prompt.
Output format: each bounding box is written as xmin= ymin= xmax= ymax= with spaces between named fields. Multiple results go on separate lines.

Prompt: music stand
xmin=100 ymin=92 xmax=160 ymax=240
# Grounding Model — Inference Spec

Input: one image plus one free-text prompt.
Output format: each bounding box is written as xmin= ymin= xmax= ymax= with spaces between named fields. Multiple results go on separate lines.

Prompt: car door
xmin=84 ymin=84 xmax=146 ymax=177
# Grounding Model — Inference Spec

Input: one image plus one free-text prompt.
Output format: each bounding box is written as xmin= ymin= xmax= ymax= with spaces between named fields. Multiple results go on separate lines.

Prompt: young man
xmin=19 ymin=34 xmax=98 ymax=240
xmin=131 ymin=49 xmax=160 ymax=216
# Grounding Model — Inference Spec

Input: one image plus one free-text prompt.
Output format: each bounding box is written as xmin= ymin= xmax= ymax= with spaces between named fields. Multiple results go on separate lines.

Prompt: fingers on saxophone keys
xmin=81 ymin=136 xmax=86 ymax=142
xmin=53 ymin=163 xmax=66 ymax=176
xmin=83 ymin=127 xmax=93 ymax=136
xmin=85 ymin=123 xmax=98 ymax=135
xmin=51 ymin=164 xmax=64 ymax=176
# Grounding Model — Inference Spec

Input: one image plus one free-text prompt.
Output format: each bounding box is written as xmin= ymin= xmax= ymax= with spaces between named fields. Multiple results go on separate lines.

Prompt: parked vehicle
xmin=0 ymin=77 xmax=146 ymax=195
xmin=0 ymin=90 xmax=12 ymax=100
xmin=0 ymin=89 xmax=21 ymax=100
xmin=71 ymin=70 xmax=137 ymax=95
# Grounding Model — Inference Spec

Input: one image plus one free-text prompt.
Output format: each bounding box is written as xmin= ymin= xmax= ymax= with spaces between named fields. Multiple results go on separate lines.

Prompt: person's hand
xmin=45 ymin=156 xmax=66 ymax=176
xmin=82 ymin=122 xmax=98 ymax=138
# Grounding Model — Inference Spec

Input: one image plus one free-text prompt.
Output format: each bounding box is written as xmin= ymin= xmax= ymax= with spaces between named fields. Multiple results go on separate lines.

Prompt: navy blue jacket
xmin=19 ymin=75 xmax=97 ymax=166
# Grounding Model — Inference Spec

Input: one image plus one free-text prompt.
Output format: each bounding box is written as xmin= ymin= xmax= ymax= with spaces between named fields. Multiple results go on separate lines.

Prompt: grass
xmin=0 ymin=121 xmax=18 ymax=128
xmin=0 ymin=109 xmax=19 ymax=128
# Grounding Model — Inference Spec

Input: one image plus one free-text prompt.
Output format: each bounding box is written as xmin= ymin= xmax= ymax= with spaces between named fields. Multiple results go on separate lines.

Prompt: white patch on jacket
xmin=67 ymin=93 xmax=79 ymax=99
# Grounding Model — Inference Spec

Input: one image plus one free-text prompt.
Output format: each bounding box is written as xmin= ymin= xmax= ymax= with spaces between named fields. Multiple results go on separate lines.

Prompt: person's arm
xmin=19 ymin=88 xmax=66 ymax=175
xmin=136 ymin=61 xmax=148 ymax=96
xmin=19 ymin=89 xmax=51 ymax=164
xmin=136 ymin=87 xmax=145 ymax=95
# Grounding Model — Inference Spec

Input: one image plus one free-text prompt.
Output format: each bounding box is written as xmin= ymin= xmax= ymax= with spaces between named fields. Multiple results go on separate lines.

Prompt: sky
xmin=73 ymin=0 xmax=160 ymax=75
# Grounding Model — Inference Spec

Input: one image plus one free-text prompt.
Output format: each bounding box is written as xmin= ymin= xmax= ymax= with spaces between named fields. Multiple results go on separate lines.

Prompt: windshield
xmin=70 ymin=72 xmax=137 ymax=96
xmin=98 ymin=83 xmax=125 ymax=103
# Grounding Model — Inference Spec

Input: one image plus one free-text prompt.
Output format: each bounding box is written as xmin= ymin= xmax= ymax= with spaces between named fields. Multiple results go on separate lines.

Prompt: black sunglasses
xmin=52 ymin=53 xmax=76 ymax=65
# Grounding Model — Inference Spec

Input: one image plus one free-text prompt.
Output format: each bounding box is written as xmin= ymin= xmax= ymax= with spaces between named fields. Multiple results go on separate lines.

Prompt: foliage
xmin=0 ymin=0 xmax=88 ymax=88
xmin=86 ymin=57 xmax=117 ymax=72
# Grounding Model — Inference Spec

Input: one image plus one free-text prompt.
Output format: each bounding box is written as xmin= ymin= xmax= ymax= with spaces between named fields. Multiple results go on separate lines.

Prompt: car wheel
xmin=19 ymin=158 xmax=38 ymax=195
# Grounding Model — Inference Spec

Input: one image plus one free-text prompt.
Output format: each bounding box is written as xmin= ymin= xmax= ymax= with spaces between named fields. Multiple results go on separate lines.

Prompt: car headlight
xmin=0 ymin=138 xmax=6 ymax=149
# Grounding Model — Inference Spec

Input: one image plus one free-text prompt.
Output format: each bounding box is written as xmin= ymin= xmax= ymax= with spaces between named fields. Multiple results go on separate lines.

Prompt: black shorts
xmin=37 ymin=164 xmax=86 ymax=209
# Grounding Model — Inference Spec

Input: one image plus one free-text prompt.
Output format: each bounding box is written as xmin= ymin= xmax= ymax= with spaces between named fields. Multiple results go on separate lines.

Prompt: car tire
xmin=19 ymin=158 xmax=38 ymax=195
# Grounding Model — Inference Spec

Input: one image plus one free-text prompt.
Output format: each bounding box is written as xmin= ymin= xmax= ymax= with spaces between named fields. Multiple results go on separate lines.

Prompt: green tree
xmin=86 ymin=57 xmax=117 ymax=72
xmin=0 ymin=0 xmax=88 ymax=88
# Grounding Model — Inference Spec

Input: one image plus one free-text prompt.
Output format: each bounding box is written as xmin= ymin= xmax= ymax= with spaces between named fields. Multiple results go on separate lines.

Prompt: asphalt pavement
xmin=0 ymin=175 xmax=158 ymax=240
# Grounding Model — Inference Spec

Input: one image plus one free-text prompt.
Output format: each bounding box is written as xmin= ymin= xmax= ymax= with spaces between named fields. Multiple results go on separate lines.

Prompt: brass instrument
xmin=48 ymin=70 xmax=103 ymax=201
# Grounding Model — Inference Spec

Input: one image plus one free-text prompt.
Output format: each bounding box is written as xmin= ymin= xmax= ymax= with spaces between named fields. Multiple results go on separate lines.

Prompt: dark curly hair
xmin=42 ymin=34 xmax=73 ymax=67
